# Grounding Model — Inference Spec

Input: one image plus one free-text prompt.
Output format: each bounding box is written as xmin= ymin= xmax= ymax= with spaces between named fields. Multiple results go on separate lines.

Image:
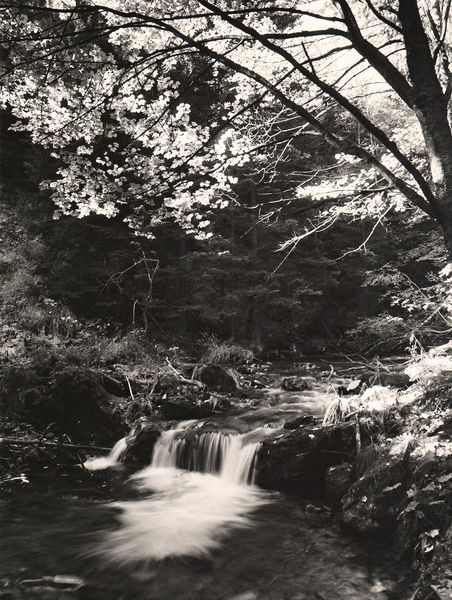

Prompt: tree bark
xmin=398 ymin=0 xmax=452 ymax=256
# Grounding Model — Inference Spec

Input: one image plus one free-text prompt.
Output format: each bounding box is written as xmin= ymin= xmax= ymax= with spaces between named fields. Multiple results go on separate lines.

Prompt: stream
xmin=0 ymin=362 xmax=413 ymax=599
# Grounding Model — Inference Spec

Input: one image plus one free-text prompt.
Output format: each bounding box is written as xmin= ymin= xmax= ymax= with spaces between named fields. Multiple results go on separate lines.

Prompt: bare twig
xmin=164 ymin=358 xmax=205 ymax=389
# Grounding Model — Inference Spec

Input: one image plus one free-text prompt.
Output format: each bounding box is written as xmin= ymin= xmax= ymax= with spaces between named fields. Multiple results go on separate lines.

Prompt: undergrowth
xmin=203 ymin=339 xmax=255 ymax=366
xmin=405 ymin=335 xmax=452 ymax=383
xmin=323 ymin=386 xmax=399 ymax=426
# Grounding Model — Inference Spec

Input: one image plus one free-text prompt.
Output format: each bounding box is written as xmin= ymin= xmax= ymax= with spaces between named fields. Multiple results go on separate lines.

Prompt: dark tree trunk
xmin=398 ymin=0 xmax=452 ymax=257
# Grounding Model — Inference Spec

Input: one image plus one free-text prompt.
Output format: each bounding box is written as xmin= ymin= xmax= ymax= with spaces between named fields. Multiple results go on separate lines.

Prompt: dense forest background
xmin=1 ymin=0 xmax=451 ymax=360
xmin=0 ymin=112 xmax=447 ymax=358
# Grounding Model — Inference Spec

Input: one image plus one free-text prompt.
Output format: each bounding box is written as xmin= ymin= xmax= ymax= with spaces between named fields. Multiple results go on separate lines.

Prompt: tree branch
xmin=194 ymin=0 xmax=436 ymax=211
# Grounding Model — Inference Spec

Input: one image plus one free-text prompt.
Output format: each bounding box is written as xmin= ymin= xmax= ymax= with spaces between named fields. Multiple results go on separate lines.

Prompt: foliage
xmin=0 ymin=0 xmax=451 ymax=257
xmin=345 ymin=314 xmax=411 ymax=354
xmin=405 ymin=338 xmax=452 ymax=384
xmin=323 ymin=385 xmax=399 ymax=426
xmin=203 ymin=338 xmax=254 ymax=365
xmin=0 ymin=120 xmax=449 ymax=354
xmin=323 ymin=396 xmax=355 ymax=426
xmin=1 ymin=2 xmax=452 ymax=354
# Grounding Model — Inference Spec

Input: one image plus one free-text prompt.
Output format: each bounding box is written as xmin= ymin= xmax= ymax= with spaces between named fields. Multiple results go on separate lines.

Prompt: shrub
xmin=74 ymin=329 xmax=158 ymax=366
xmin=323 ymin=396 xmax=355 ymax=426
xmin=345 ymin=314 xmax=411 ymax=354
xmin=17 ymin=305 xmax=50 ymax=333
xmin=1 ymin=268 xmax=41 ymax=305
xmin=323 ymin=386 xmax=399 ymax=426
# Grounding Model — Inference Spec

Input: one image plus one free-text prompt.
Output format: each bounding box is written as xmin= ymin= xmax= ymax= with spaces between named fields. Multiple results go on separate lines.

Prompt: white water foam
xmin=104 ymin=466 xmax=268 ymax=561
xmin=84 ymin=437 xmax=128 ymax=471
xmin=101 ymin=426 xmax=272 ymax=561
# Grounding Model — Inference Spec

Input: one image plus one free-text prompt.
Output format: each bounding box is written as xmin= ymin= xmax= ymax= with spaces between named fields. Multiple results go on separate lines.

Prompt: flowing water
xmin=83 ymin=437 xmax=129 ymax=471
xmin=0 ymin=362 xmax=413 ymax=599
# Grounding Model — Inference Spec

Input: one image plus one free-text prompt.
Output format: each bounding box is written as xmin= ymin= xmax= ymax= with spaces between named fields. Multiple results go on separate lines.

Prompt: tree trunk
xmin=399 ymin=0 xmax=452 ymax=257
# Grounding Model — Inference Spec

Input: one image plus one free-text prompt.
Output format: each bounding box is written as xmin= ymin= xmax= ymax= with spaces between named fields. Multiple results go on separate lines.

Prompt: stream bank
xmin=1 ymin=351 xmax=452 ymax=599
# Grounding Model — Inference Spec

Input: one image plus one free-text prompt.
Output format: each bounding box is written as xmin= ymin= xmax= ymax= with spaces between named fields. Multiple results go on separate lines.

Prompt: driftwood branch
xmin=0 ymin=438 xmax=111 ymax=452
xmin=164 ymin=358 xmax=205 ymax=389
xmin=125 ymin=376 xmax=135 ymax=401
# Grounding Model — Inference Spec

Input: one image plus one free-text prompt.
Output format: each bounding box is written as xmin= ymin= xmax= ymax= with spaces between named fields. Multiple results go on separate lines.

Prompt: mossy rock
xmin=193 ymin=364 xmax=239 ymax=393
xmin=37 ymin=367 xmax=128 ymax=443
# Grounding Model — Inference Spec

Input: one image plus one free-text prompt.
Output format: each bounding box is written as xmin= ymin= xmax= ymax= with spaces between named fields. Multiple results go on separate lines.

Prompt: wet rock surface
xmin=363 ymin=372 xmax=412 ymax=389
xmin=280 ymin=376 xmax=312 ymax=392
xmin=160 ymin=391 xmax=231 ymax=420
xmin=122 ymin=420 xmax=162 ymax=466
xmin=256 ymin=421 xmax=357 ymax=492
xmin=283 ymin=415 xmax=316 ymax=429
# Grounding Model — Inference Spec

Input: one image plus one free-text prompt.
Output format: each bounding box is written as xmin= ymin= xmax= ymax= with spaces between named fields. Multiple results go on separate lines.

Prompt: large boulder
xmin=39 ymin=367 xmax=127 ymax=443
xmin=193 ymin=364 xmax=239 ymax=393
xmin=363 ymin=371 xmax=412 ymax=389
xmin=283 ymin=415 xmax=316 ymax=429
xmin=255 ymin=421 xmax=357 ymax=493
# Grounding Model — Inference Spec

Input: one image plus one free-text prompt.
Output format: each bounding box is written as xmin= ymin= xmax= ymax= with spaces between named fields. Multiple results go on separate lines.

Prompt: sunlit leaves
xmin=0 ymin=0 xmax=448 ymax=239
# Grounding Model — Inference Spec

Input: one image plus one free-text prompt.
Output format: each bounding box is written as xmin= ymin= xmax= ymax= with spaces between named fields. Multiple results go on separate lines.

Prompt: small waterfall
xmin=83 ymin=437 xmax=128 ymax=471
xmin=150 ymin=429 xmax=181 ymax=468
xmin=102 ymin=425 xmax=274 ymax=561
xmin=151 ymin=427 xmax=261 ymax=485
xmin=220 ymin=435 xmax=259 ymax=484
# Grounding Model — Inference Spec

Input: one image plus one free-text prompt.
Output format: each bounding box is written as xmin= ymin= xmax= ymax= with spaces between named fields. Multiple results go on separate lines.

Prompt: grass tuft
xmin=203 ymin=339 xmax=254 ymax=366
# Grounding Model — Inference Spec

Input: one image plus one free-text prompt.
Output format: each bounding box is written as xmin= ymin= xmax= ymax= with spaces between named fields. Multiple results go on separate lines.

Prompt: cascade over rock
xmin=122 ymin=420 xmax=163 ymax=466
xmin=150 ymin=423 xmax=262 ymax=484
xmin=84 ymin=436 xmax=128 ymax=471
